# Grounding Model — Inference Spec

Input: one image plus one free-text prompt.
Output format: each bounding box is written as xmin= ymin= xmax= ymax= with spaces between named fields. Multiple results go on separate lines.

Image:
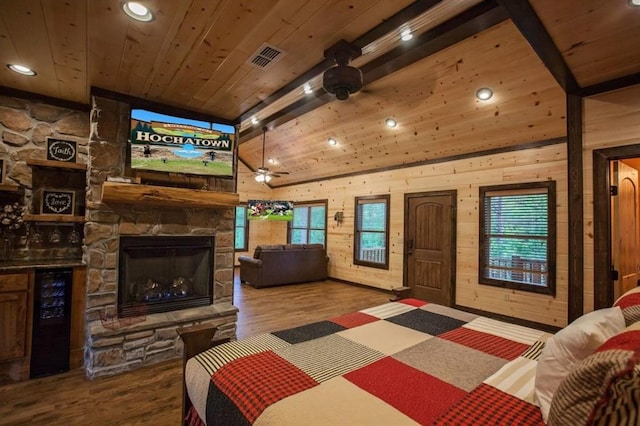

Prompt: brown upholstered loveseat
xmin=238 ymin=244 xmax=328 ymax=288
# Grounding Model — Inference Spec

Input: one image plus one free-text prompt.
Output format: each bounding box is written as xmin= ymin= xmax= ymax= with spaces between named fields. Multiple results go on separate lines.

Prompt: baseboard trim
xmin=452 ymin=304 xmax=561 ymax=333
xmin=327 ymin=276 xmax=392 ymax=295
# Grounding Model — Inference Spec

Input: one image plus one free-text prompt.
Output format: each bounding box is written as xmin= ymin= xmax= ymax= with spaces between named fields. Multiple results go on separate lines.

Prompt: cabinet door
xmin=0 ymin=291 xmax=28 ymax=361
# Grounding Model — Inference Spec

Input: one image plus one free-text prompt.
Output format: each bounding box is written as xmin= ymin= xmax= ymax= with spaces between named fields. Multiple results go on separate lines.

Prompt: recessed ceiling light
xmin=401 ymin=29 xmax=413 ymax=41
xmin=385 ymin=118 xmax=397 ymax=128
xmin=251 ymin=117 xmax=259 ymax=125
xmin=122 ymin=2 xmax=154 ymax=22
xmin=328 ymin=138 xmax=337 ymax=146
xmin=268 ymin=157 xmax=277 ymax=164
xmin=303 ymin=83 xmax=313 ymax=94
xmin=7 ymin=64 xmax=36 ymax=76
xmin=630 ymin=0 xmax=640 ymax=6
xmin=476 ymin=87 xmax=493 ymax=101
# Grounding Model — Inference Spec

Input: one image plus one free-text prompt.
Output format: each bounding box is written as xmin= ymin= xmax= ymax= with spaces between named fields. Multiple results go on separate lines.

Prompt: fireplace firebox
xmin=118 ymin=235 xmax=214 ymax=317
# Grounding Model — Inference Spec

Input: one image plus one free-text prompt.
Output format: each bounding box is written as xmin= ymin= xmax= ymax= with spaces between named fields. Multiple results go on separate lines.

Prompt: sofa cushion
xmin=253 ymin=245 xmax=284 ymax=258
xmin=304 ymin=244 xmax=324 ymax=249
xmin=283 ymin=244 xmax=304 ymax=250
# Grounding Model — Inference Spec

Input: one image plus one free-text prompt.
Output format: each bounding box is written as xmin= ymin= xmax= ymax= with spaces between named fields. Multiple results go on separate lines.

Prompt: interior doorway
xmin=593 ymin=146 xmax=640 ymax=309
xmin=611 ymin=159 xmax=640 ymax=300
xmin=403 ymin=190 xmax=456 ymax=306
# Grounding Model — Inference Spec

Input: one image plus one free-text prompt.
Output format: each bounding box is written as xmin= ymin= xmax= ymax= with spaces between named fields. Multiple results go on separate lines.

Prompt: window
xmin=479 ymin=181 xmax=556 ymax=295
xmin=234 ymin=205 xmax=248 ymax=251
xmin=289 ymin=201 xmax=327 ymax=246
xmin=354 ymin=195 xmax=390 ymax=269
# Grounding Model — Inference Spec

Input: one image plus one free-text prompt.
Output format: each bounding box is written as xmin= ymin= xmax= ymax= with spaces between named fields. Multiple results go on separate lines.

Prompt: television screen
xmin=129 ymin=108 xmax=235 ymax=177
xmin=248 ymin=200 xmax=294 ymax=221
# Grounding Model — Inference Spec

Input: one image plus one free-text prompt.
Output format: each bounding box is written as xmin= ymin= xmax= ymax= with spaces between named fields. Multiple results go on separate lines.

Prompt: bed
xmin=179 ymin=293 xmax=640 ymax=426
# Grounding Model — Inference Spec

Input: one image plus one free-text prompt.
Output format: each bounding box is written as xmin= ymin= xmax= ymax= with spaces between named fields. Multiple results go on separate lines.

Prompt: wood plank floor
xmin=0 ymin=276 xmax=390 ymax=425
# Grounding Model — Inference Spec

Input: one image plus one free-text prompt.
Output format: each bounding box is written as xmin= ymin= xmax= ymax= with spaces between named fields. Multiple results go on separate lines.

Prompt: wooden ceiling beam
xmin=90 ymin=87 xmax=235 ymax=126
xmin=496 ymin=0 xmax=580 ymax=95
xmin=237 ymin=0 xmax=444 ymax=128
xmin=361 ymin=0 xmax=507 ymax=85
xmin=0 ymin=85 xmax=89 ymax=112
xmin=580 ymin=71 xmax=640 ymax=98
xmin=239 ymin=1 xmax=508 ymax=142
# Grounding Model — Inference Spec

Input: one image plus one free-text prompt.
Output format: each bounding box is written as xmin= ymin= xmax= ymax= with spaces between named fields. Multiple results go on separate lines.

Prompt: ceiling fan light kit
xmin=323 ymin=65 xmax=363 ymax=100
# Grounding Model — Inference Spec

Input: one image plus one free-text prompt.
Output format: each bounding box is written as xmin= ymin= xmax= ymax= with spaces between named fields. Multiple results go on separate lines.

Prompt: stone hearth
xmin=84 ymin=96 xmax=237 ymax=378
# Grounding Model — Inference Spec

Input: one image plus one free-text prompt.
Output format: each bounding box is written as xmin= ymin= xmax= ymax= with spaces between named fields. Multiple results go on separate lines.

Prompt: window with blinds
xmin=354 ymin=194 xmax=390 ymax=269
xmin=479 ymin=181 xmax=556 ymax=295
xmin=234 ymin=205 xmax=249 ymax=251
xmin=289 ymin=201 xmax=327 ymax=246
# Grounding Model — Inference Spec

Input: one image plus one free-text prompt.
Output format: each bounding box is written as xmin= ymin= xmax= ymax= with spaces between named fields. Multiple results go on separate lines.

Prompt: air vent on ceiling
xmin=248 ymin=43 xmax=285 ymax=69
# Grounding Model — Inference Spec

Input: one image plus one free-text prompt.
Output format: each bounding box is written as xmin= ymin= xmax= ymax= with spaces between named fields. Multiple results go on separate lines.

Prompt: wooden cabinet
xmin=0 ymin=266 xmax=84 ymax=381
xmin=0 ymin=270 xmax=33 ymax=383
xmin=0 ymin=272 xmax=30 ymax=362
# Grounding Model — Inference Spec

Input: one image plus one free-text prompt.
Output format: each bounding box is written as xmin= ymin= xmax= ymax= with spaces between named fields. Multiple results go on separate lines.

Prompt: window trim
xmin=354 ymin=194 xmax=390 ymax=270
xmin=287 ymin=200 xmax=328 ymax=247
xmin=234 ymin=204 xmax=249 ymax=252
xmin=478 ymin=181 xmax=556 ymax=295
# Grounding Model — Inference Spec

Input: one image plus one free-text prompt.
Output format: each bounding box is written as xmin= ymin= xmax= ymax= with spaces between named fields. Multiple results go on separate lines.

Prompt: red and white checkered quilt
xmin=185 ymin=299 xmax=551 ymax=425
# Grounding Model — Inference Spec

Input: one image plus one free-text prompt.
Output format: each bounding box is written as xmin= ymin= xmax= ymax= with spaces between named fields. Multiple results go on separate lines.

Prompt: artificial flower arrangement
xmin=0 ymin=201 xmax=25 ymax=234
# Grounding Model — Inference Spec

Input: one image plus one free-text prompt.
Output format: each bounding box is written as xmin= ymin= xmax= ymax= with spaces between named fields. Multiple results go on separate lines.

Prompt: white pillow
xmin=533 ymin=307 xmax=625 ymax=424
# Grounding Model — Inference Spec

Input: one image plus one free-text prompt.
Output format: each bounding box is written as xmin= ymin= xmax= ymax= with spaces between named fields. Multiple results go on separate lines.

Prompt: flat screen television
xmin=129 ymin=108 xmax=235 ymax=178
xmin=248 ymin=200 xmax=294 ymax=221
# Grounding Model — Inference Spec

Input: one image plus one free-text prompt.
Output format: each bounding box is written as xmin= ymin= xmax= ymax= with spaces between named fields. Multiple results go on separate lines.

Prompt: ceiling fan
xmin=322 ymin=40 xmax=363 ymax=101
xmin=254 ymin=127 xmax=290 ymax=183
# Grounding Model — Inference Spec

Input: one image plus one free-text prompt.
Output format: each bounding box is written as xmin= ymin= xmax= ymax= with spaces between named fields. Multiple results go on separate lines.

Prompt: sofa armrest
xmin=239 ymin=255 xmax=262 ymax=285
xmin=238 ymin=255 xmax=261 ymax=266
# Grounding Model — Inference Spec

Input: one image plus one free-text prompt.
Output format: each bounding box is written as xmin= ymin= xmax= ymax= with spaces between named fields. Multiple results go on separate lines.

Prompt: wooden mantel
xmin=101 ymin=182 xmax=239 ymax=208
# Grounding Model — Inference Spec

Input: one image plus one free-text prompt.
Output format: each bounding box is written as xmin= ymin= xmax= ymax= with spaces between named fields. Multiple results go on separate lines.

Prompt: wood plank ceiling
xmin=0 ymin=0 xmax=639 ymax=187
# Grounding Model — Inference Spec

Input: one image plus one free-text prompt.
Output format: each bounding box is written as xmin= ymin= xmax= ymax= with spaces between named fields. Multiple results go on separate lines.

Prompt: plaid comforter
xmin=186 ymin=299 xmax=551 ymax=425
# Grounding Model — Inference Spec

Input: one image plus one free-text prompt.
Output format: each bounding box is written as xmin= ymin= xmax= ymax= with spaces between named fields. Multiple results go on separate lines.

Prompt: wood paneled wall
xmin=235 ymin=84 xmax=640 ymax=327
xmin=238 ymin=144 xmax=570 ymax=327
xmin=583 ymin=84 xmax=640 ymax=313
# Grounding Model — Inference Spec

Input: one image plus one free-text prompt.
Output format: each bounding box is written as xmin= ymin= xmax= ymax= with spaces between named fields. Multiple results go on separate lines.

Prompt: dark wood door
xmin=404 ymin=191 xmax=456 ymax=306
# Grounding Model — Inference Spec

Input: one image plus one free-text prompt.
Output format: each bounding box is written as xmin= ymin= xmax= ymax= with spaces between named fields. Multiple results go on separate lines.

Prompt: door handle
xmin=407 ymin=239 xmax=413 ymax=255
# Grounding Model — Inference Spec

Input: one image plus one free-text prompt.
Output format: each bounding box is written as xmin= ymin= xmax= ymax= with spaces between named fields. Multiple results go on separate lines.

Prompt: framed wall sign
xmin=41 ymin=189 xmax=75 ymax=215
xmin=46 ymin=137 xmax=77 ymax=163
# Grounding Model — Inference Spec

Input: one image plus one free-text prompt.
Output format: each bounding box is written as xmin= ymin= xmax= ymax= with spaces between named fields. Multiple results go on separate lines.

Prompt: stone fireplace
xmin=118 ymin=235 xmax=214 ymax=316
xmin=83 ymin=96 xmax=238 ymax=378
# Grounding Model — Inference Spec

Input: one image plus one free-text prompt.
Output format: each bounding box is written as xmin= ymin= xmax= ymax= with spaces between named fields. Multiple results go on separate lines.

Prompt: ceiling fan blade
xmin=270 ymin=173 xmax=281 ymax=178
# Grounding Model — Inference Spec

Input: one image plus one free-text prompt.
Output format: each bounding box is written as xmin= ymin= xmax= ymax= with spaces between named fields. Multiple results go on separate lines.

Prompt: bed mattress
xmin=185 ymin=298 xmax=551 ymax=425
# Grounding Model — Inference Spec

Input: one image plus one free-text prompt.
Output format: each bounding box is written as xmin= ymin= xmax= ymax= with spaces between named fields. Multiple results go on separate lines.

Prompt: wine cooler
xmin=30 ymin=268 xmax=73 ymax=378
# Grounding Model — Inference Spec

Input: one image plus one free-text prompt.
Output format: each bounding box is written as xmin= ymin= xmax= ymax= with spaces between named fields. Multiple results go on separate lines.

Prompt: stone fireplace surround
xmin=84 ymin=96 xmax=237 ymax=378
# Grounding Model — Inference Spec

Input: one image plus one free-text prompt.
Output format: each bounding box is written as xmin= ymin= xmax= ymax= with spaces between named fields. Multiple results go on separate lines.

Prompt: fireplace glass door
xmin=118 ymin=236 xmax=214 ymax=316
